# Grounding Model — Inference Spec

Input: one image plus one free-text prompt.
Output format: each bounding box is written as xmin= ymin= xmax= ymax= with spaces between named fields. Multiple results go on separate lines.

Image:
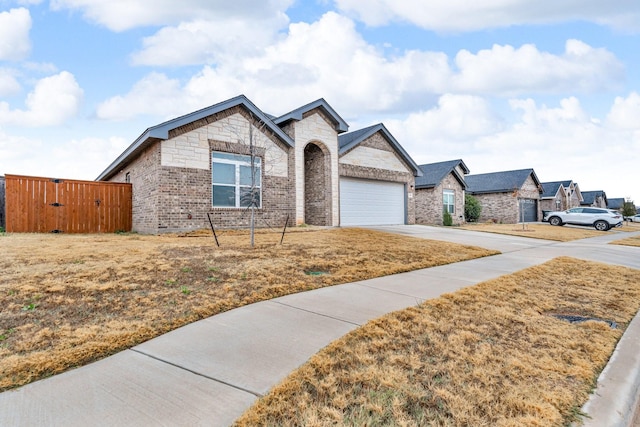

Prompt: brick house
xmin=580 ymin=190 xmax=608 ymax=208
xmin=466 ymin=168 xmax=542 ymax=223
xmin=97 ymin=95 xmax=421 ymax=233
xmin=414 ymin=159 xmax=469 ymax=225
xmin=540 ymin=180 xmax=583 ymax=212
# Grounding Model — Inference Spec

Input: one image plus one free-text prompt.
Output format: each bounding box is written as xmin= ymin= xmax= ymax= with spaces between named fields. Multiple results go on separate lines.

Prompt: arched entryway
xmin=304 ymin=142 xmax=331 ymax=226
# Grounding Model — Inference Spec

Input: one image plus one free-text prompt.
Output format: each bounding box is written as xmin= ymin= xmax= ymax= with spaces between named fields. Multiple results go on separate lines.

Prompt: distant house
xmin=97 ymin=95 xmax=422 ymax=233
xmin=540 ymin=180 xmax=583 ymax=212
xmin=580 ymin=191 xmax=608 ymax=208
xmin=466 ymin=168 xmax=542 ymax=223
xmin=607 ymin=198 xmax=625 ymax=211
xmin=414 ymin=159 xmax=469 ymax=225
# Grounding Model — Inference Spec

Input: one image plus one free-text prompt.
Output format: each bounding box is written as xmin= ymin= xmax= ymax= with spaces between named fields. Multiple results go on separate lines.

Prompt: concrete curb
xmin=579 ymin=309 xmax=640 ymax=427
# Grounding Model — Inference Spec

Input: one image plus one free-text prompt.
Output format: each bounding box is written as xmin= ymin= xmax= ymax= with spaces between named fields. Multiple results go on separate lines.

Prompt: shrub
xmin=443 ymin=210 xmax=453 ymax=226
xmin=465 ymin=194 xmax=482 ymax=222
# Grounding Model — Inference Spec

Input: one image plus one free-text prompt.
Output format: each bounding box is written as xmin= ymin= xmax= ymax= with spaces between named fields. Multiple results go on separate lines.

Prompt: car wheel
xmin=549 ymin=216 xmax=562 ymax=226
xmin=594 ymin=220 xmax=609 ymax=231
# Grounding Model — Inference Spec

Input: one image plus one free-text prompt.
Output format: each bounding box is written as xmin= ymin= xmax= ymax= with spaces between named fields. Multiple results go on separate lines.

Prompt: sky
xmin=1 ymin=0 xmax=639 ymax=205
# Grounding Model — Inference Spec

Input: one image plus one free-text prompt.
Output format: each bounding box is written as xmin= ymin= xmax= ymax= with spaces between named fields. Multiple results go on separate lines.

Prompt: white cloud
xmin=385 ymin=94 xmax=639 ymax=202
xmin=606 ymin=92 xmax=640 ymax=130
xmin=98 ymin=13 xmax=449 ymax=119
xmin=131 ymin=15 xmax=288 ymax=67
xmin=50 ymin=0 xmax=294 ymax=32
xmin=0 ymin=131 xmax=129 ymax=180
xmin=334 ymin=0 xmax=640 ymax=32
xmin=386 ymin=94 xmax=503 ymax=149
xmin=0 ymin=68 xmax=21 ymax=96
xmin=0 ymin=8 xmax=31 ymax=61
xmin=452 ymin=40 xmax=623 ymax=96
xmin=97 ymin=12 xmax=622 ymax=123
xmin=0 ymin=71 xmax=84 ymax=127
xmin=95 ymin=72 xmax=184 ymax=121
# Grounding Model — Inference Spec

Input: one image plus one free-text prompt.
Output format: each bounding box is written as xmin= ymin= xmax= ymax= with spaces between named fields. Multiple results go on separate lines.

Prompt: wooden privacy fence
xmin=5 ymin=174 xmax=132 ymax=233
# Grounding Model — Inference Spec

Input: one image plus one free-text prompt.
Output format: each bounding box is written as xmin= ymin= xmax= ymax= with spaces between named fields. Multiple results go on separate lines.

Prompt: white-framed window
xmin=212 ymin=152 xmax=261 ymax=208
xmin=443 ymin=189 xmax=455 ymax=214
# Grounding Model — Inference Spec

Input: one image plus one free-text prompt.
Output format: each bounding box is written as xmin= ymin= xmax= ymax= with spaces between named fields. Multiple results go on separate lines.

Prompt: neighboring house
xmin=466 ymin=168 xmax=542 ymax=223
xmin=414 ymin=159 xmax=469 ymax=225
xmin=540 ymin=180 xmax=583 ymax=212
xmin=580 ymin=191 xmax=608 ymax=208
xmin=97 ymin=95 xmax=422 ymax=233
xmin=607 ymin=198 xmax=625 ymax=211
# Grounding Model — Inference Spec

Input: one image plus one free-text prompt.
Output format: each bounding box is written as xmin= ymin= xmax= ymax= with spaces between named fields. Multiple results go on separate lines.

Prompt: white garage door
xmin=340 ymin=177 xmax=405 ymax=226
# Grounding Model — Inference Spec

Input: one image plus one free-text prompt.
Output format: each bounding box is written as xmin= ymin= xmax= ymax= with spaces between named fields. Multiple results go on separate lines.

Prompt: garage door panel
xmin=520 ymin=199 xmax=538 ymax=222
xmin=340 ymin=178 xmax=405 ymax=226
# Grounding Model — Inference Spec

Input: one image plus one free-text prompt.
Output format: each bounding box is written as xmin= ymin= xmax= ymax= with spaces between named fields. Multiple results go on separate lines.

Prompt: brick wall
xmin=304 ymin=143 xmax=331 ymax=225
xmin=415 ymin=173 xmax=465 ymax=225
xmin=475 ymin=176 xmax=541 ymax=224
xmin=109 ymin=144 xmax=161 ymax=234
xmin=108 ymin=109 xmax=296 ymax=233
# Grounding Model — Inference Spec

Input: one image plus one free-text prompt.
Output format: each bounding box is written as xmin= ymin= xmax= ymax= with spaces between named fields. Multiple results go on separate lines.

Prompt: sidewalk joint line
xmin=129 ymin=348 xmax=264 ymax=398
xmin=269 ymin=301 xmax=362 ymax=327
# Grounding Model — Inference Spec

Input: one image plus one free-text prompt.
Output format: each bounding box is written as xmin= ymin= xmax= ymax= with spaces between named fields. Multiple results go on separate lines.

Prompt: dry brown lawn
xmin=611 ymin=222 xmax=640 ymax=247
xmin=236 ymin=257 xmax=640 ymax=427
xmin=0 ymin=228 xmax=497 ymax=391
xmin=459 ymin=222 xmax=633 ymax=241
xmin=611 ymin=234 xmax=640 ymax=247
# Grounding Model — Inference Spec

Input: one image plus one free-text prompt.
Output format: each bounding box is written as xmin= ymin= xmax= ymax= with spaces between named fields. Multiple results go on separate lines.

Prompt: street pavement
xmin=1 ymin=225 xmax=639 ymax=426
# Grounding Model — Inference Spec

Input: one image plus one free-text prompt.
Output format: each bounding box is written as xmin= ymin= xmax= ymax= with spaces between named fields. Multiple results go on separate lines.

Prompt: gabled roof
xmin=415 ymin=159 xmax=469 ymax=189
xmin=337 ymin=123 xmax=422 ymax=177
xmin=607 ymin=197 xmax=625 ymax=209
xmin=580 ymin=190 xmax=607 ymax=206
xmin=466 ymin=168 xmax=541 ymax=195
xmin=540 ymin=180 xmax=574 ymax=199
xmin=273 ymin=98 xmax=349 ymax=133
xmin=97 ymin=95 xmax=294 ymax=181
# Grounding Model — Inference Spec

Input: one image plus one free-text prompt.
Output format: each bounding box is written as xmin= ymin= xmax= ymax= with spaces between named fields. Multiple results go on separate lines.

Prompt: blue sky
xmin=1 ymin=0 xmax=639 ymax=205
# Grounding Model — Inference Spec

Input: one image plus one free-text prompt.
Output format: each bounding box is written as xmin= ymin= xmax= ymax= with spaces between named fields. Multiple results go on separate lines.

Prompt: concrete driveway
xmin=1 ymin=225 xmax=639 ymax=426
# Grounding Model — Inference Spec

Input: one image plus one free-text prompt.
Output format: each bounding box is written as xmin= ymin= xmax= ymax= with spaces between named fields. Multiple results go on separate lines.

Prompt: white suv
xmin=544 ymin=207 xmax=623 ymax=231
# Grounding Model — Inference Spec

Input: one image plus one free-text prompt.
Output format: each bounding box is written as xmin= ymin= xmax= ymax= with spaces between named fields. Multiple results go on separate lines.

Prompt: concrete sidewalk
xmin=1 ymin=225 xmax=639 ymax=426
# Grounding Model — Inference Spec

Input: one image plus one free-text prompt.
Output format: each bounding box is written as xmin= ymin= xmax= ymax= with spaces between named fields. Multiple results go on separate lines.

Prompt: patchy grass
xmin=0 ymin=228 xmax=497 ymax=391
xmin=459 ymin=223 xmax=626 ymax=241
xmin=236 ymin=257 xmax=640 ymax=427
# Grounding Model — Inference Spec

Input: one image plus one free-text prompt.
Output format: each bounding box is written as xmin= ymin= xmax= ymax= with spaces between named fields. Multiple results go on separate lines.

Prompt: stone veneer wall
xmin=415 ymin=173 xmax=465 ymax=225
xmin=294 ymin=111 xmax=340 ymax=226
xmin=339 ymin=132 xmax=416 ymax=225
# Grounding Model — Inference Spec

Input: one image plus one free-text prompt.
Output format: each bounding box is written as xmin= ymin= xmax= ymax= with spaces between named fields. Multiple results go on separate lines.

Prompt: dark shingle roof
xmin=338 ymin=125 xmax=377 ymax=150
xmin=540 ymin=180 xmax=574 ymax=198
xmin=337 ymin=123 xmax=422 ymax=177
xmin=273 ymin=98 xmax=349 ymax=133
xmin=415 ymin=159 xmax=469 ymax=189
xmin=580 ymin=190 xmax=607 ymax=206
xmin=466 ymin=168 xmax=540 ymax=195
xmin=607 ymin=198 xmax=625 ymax=209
